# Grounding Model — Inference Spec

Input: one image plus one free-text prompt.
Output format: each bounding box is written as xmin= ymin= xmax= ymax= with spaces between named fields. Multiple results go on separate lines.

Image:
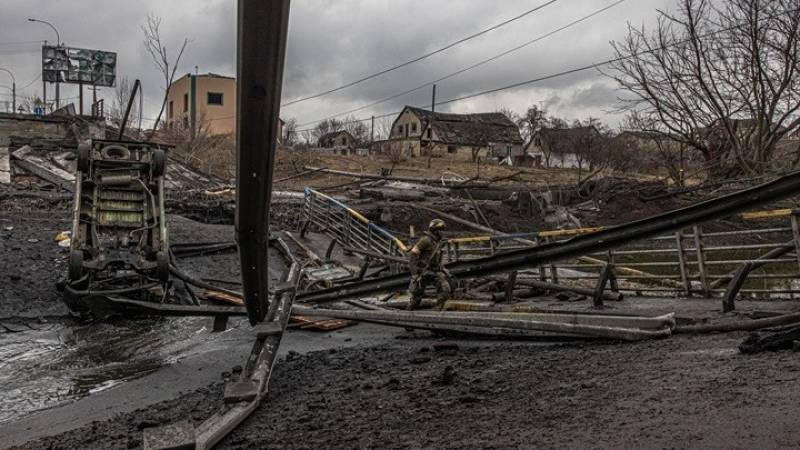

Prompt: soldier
xmin=407 ymin=218 xmax=451 ymax=310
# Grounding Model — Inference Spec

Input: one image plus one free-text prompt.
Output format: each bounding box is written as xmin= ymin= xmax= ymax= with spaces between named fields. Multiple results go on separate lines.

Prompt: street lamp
xmin=0 ymin=68 xmax=15 ymax=113
xmin=28 ymin=18 xmax=61 ymax=108
xmin=27 ymin=18 xmax=60 ymax=45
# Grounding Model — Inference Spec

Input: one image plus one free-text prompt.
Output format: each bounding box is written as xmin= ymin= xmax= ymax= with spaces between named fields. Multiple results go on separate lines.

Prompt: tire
xmin=152 ymin=149 xmax=166 ymax=178
xmin=77 ymin=143 xmax=90 ymax=173
xmin=68 ymin=250 xmax=84 ymax=281
xmin=157 ymin=251 xmax=170 ymax=284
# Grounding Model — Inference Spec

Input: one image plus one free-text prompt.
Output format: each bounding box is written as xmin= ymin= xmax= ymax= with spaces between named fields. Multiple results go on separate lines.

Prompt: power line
xmin=296 ymin=0 xmax=626 ymax=128
xmin=19 ymin=74 xmax=42 ymax=91
xmin=281 ymin=0 xmax=558 ymax=107
xmin=0 ymin=40 xmax=45 ymax=46
xmin=294 ymin=7 xmax=792 ymax=134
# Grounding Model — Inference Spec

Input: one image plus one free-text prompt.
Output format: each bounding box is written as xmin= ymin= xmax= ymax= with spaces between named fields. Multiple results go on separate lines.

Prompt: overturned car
xmin=63 ymin=139 xmax=170 ymax=312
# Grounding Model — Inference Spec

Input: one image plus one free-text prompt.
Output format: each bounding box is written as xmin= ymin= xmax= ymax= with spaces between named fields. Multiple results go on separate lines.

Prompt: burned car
xmin=64 ymin=139 xmax=170 ymax=311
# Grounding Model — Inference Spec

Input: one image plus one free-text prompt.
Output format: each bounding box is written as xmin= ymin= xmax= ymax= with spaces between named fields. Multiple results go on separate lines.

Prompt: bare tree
xmin=110 ymin=76 xmax=138 ymax=128
xmin=621 ymin=112 xmax=691 ymax=185
xmin=609 ymin=0 xmax=800 ymax=180
xmin=312 ymin=118 xmax=343 ymax=143
xmin=17 ymin=93 xmax=42 ymax=114
xmin=342 ymin=114 xmax=369 ymax=147
xmin=375 ymin=116 xmax=394 ymax=141
xmin=516 ymin=105 xmax=548 ymax=145
xmin=142 ymin=13 xmax=188 ymax=133
xmin=283 ymin=117 xmax=298 ymax=146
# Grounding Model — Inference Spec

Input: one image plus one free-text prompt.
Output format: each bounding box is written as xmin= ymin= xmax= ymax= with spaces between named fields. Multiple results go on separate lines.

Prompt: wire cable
xmin=281 ymin=0 xmax=558 ymax=107
xmin=296 ymin=0 xmax=626 ymax=128
xmin=294 ymin=6 xmax=795 ymax=133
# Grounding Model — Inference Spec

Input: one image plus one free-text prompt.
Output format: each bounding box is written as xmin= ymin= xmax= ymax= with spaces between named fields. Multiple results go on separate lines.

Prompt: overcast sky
xmin=0 ymin=0 xmax=675 ymax=131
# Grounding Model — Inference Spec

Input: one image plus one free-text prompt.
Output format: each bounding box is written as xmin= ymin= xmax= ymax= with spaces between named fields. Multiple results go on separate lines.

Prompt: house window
xmin=183 ymin=93 xmax=188 ymax=112
xmin=411 ymin=123 xmax=417 ymax=133
xmin=182 ymin=117 xmax=189 ymax=129
xmin=447 ymin=145 xmax=456 ymax=154
xmin=341 ymin=137 xmax=347 ymax=145
xmin=426 ymin=128 xmax=431 ymax=139
xmin=396 ymin=125 xmax=403 ymax=136
xmin=168 ymin=101 xmax=173 ymax=119
xmin=207 ymin=92 xmax=223 ymax=105
xmin=404 ymin=124 xmax=409 ymax=137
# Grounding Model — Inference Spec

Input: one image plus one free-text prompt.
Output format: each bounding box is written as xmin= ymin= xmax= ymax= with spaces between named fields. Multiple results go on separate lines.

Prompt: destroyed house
xmin=318 ymin=130 xmax=354 ymax=153
xmin=526 ymin=126 xmax=601 ymax=169
xmin=388 ymin=106 xmax=523 ymax=160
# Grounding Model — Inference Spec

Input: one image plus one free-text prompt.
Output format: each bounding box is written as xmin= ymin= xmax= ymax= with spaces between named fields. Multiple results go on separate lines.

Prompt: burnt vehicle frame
xmin=64 ymin=138 xmax=170 ymax=310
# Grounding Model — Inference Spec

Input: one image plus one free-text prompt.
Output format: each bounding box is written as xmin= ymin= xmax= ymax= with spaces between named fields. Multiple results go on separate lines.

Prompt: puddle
xmin=0 ymin=316 xmax=249 ymax=424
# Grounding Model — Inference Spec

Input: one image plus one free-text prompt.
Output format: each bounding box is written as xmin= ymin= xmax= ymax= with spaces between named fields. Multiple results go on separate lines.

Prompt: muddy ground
xmin=4 ymin=183 xmax=800 ymax=449
xmin=10 ymin=331 xmax=800 ymax=450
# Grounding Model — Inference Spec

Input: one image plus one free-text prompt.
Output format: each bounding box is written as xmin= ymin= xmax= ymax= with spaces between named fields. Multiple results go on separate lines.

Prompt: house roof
xmin=318 ymin=130 xmax=353 ymax=143
xmin=317 ymin=130 xmax=353 ymax=146
xmin=402 ymin=106 xmax=522 ymax=146
xmin=529 ymin=126 xmax=600 ymax=154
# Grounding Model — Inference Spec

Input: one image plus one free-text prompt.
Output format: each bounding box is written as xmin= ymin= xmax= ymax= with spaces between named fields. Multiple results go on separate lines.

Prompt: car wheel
xmin=68 ymin=250 xmax=84 ymax=281
xmin=157 ymin=251 xmax=170 ymax=283
xmin=77 ymin=144 xmax=90 ymax=173
xmin=152 ymin=149 xmax=166 ymax=178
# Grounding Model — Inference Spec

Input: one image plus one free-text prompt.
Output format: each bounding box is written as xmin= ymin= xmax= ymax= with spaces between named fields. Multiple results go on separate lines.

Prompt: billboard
xmin=42 ymin=45 xmax=117 ymax=87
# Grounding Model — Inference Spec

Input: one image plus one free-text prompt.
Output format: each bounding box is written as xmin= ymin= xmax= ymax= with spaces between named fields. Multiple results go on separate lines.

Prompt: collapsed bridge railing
xmin=444 ymin=211 xmax=800 ymax=299
xmin=301 ymin=187 xmax=408 ymax=268
xmin=296 ymin=172 xmax=800 ymax=305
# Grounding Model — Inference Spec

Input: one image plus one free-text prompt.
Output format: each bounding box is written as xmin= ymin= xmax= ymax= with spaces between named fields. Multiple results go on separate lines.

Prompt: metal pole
xmin=370 ymin=115 xmax=374 ymax=144
xmin=28 ymin=19 xmax=61 ymax=108
xmin=79 ymin=82 xmax=83 ymax=115
xmin=236 ymin=0 xmax=291 ymax=325
xmin=119 ymin=79 xmax=141 ymax=140
xmin=675 ymin=230 xmax=691 ymax=296
xmin=427 ymin=84 xmax=436 ymax=168
xmin=692 ymin=225 xmax=710 ymax=297
xmin=0 ymin=68 xmax=15 ymax=113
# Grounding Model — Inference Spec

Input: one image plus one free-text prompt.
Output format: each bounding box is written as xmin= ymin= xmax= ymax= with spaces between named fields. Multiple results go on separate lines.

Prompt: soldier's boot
xmin=435 ymin=273 xmax=451 ymax=310
xmin=407 ymin=295 xmax=422 ymax=311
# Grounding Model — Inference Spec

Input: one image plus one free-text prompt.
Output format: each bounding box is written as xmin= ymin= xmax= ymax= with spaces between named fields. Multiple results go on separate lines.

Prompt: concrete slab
xmin=223 ymin=381 xmax=259 ymax=403
xmin=0 ymin=147 xmax=9 ymax=184
xmin=254 ymin=321 xmax=283 ymax=338
xmin=11 ymin=145 xmax=74 ymax=190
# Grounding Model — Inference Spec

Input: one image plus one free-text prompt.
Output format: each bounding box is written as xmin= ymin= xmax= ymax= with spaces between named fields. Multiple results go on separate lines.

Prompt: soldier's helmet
xmin=429 ymin=219 xmax=446 ymax=231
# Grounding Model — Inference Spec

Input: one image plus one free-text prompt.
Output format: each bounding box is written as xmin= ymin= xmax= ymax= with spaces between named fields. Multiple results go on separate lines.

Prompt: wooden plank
xmin=201 ymin=289 xmax=245 ymax=306
xmin=0 ymin=147 xmax=10 ymax=184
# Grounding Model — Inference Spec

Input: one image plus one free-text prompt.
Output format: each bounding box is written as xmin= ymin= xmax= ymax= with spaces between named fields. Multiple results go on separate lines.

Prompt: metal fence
xmin=446 ymin=210 xmax=800 ymax=298
xmin=302 ymin=187 xmax=800 ymax=299
xmin=302 ymin=188 xmax=408 ymax=261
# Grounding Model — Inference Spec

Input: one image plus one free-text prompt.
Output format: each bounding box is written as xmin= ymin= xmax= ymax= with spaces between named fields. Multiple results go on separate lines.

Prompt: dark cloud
xmin=0 ymin=0 xmax=673 ymax=128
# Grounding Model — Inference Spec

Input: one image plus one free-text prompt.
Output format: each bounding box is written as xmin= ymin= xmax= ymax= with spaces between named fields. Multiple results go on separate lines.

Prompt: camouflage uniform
xmin=407 ymin=231 xmax=451 ymax=310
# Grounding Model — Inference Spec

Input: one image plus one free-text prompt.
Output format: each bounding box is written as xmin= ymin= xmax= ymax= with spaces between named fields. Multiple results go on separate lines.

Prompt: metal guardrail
xmin=444 ymin=210 xmax=800 ymax=298
xmin=303 ymin=188 xmax=408 ymax=260
xmin=302 ymin=182 xmax=800 ymax=299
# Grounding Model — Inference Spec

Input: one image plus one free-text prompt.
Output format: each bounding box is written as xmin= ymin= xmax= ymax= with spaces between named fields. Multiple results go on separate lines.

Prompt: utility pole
xmin=427 ymin=84 xmax=436 ymax=168
xmin=28 ymin=18 xmax=61 ymax=109
xmin=370 ymin=115 xmax=375 ymax=144
xmin=0 ymin=68 xmax=16 ymax=114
